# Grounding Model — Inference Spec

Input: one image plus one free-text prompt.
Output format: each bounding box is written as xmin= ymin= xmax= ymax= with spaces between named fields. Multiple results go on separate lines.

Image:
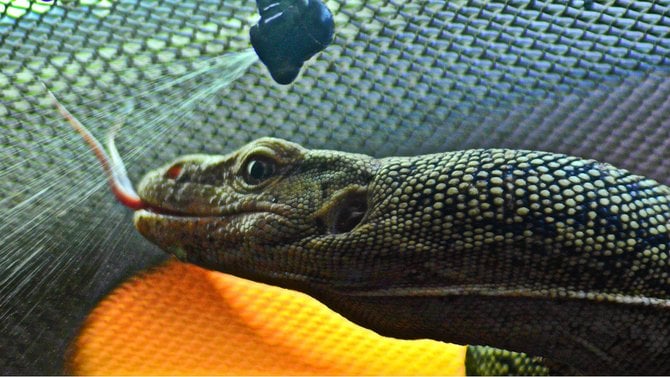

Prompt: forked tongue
xmin=45 ymin=86 xmax=147 ymax=210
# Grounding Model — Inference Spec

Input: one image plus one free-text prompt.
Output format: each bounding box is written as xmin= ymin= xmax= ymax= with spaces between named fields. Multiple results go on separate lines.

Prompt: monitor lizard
xmin=51 ymin=91 xmax=670 ymax=375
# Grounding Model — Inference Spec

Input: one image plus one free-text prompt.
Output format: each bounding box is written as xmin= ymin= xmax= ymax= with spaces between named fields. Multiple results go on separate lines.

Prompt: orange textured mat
xmin=68 ymin=259 xmax=466 ymax=375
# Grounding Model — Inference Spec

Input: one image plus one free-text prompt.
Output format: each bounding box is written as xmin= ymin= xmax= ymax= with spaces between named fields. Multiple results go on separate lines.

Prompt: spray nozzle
xmin=250 ymin=0 xmax=334 ymax=85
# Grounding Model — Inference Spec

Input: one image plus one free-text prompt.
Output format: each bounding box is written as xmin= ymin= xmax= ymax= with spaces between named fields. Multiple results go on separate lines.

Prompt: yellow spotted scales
xmin=131 ymin=138 xmax=669 ymax=375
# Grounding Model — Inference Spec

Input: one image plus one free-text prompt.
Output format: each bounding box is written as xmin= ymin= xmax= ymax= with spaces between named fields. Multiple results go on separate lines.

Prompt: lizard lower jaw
xmin=132 ymin=209 xmax=292 ymax=266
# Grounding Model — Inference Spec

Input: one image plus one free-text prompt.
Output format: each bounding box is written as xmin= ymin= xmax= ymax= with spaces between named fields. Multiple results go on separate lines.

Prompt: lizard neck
xmin=296 ymin=148 xmax=670 ymax=374
xmin=310 ymin=287 xmax=670 ymax=375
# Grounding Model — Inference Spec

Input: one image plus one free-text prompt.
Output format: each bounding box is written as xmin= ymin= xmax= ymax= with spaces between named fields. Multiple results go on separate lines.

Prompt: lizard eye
xmin=243 ymin=155 xmax=277 ymax=185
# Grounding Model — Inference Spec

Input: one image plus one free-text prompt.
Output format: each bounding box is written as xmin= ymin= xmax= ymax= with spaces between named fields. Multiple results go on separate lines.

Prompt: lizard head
xmin=133 ymin=137 xmax=378 ymax=288
xmin=48 ymin=89 xmax=408 ymax=293
xmin=49 ymin=90 xmax=384 ymax=291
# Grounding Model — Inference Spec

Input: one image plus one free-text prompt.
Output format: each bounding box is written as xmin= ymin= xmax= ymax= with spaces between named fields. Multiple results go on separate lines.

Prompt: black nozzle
xmin=250 ymin=0 xmax=335 ymax=85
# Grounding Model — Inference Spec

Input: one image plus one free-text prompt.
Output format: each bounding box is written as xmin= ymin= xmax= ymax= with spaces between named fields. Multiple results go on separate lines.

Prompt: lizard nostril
xmin=166 ymin=163 xmax=183 ymax=180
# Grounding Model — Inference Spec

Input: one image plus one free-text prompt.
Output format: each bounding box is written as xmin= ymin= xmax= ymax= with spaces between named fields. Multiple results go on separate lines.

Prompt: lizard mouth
xmin=135 ymin=199 xmax=292 ymax=220
xmin=138 ymin=204 xmax=190 ymax=217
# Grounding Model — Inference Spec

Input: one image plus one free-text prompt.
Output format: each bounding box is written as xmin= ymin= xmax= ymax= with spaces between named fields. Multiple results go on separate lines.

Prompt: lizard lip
xmin=139 ymin=203 xmax=196 ymax=217
xmin=136 ymin=200 xmax=292 ymax=219
xmin=135 ymin=208 xmax=252 ymax=220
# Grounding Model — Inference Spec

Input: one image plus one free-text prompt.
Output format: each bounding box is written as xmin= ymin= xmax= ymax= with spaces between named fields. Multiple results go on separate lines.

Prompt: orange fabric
xmin=68 ymin=259 xmax=466 ymax=375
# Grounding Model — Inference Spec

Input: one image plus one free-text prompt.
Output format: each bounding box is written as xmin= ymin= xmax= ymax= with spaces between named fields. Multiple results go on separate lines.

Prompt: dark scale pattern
xmin=364 ymin=149 xmax=670 ymax=300
xmin=134 ymin=138 xmax=670 ymax=374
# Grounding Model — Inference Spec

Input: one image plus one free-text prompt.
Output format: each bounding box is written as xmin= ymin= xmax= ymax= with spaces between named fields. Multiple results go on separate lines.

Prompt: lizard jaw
xmin=132 ymin=209 xmax=292 ymax=266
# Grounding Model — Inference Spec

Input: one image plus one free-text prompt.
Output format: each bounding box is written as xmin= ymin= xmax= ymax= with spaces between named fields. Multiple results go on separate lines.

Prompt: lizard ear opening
xmin=315 ymin=186 xmax=368 ymax=234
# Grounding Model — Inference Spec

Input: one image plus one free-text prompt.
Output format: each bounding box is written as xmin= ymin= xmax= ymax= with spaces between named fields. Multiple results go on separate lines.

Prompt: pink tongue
xmin=46 ymin=86 xmax=146 ymax=210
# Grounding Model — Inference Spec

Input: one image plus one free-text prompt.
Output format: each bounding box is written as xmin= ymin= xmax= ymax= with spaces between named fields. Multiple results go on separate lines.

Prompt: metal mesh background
xmin=1 ymin=0 xmax=669 ymax=373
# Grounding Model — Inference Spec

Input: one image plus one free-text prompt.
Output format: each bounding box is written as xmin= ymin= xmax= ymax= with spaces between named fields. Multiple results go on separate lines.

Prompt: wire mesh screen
xmin=1 ymin=0 xmax=669 ymax=373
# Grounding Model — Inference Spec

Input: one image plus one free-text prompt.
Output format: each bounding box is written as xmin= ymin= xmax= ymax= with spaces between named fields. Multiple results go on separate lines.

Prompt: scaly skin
xmin=133 ymin=137 xmax=670 ymax=374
